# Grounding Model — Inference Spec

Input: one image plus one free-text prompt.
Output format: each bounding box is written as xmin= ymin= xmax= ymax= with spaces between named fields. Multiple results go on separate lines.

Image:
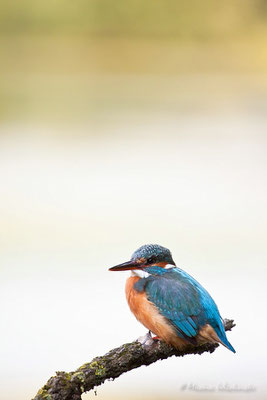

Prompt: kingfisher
xmin=109 ymin=244 xmax=235 ymax=353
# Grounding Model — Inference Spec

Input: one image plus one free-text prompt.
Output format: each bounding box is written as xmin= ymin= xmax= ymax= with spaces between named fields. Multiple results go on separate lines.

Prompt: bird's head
xmin=109 ymin=244 xmax=176 ymax=273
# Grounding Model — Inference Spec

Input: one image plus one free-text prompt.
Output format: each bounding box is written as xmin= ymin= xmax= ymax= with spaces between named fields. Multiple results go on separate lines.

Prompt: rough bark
xmin=33 ymin=319 xmax=235 ymax=400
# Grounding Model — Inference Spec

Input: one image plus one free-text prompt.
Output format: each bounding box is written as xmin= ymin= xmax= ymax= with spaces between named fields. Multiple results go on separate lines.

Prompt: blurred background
xmin=0 ymin=1 xmax=267 ymax=399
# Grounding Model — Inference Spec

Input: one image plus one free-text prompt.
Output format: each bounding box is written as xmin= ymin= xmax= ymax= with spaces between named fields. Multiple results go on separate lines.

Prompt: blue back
xmin=134 ymin=266 xmax=235 ymax=352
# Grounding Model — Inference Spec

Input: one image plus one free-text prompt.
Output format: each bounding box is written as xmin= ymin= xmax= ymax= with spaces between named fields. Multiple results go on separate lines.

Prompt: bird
xmin=109 ymin=244 xmax=235 ymax=353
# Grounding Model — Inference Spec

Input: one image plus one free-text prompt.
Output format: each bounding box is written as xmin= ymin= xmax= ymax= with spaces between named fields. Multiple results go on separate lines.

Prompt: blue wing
xmin=134 ymin=266 xmax=235 ymax=352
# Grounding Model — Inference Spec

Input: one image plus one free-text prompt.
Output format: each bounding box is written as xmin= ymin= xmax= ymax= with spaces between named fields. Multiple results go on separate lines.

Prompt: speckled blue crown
xmin=131 ymin=244 xmax=175 ymax=265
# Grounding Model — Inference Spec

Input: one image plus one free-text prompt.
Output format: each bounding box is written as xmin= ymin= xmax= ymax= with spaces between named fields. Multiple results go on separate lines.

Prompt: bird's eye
xmin=147 ymin=256 xmax=156 ymax=264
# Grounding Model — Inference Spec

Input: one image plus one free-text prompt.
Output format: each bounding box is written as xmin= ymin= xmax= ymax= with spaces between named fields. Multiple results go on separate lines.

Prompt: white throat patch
xmin=131 ymin=269 xmax=150 ymax=278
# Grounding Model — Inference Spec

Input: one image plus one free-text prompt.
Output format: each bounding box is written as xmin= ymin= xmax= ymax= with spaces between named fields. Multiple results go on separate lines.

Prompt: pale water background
xmin=1 ymin=78 xmax=267 ymax=399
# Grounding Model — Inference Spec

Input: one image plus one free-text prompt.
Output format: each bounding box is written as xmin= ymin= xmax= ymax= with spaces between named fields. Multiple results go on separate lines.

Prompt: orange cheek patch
xmin=155 ymin=262 xmax=167 ymax=268
xmin=136 ymin=257 xmax=146 ymax=264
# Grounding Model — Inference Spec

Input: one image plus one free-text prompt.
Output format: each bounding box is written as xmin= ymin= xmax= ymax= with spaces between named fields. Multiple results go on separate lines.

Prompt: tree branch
xmin=33 ymin=319 xmax=235 ymax=400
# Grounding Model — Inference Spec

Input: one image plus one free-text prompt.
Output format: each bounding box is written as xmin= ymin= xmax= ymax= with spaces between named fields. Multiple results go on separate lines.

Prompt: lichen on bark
xmin=33 ymin=319 xmax=235 ymax=400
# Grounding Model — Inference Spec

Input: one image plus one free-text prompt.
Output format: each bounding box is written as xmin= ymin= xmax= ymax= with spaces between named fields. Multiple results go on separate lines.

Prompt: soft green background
xmin=0 ymin=2 xmax=267 ymax=400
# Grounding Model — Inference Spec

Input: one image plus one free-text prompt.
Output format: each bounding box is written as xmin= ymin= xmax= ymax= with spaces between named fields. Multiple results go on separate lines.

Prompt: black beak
xmin=109 ymin=260 xmax=144 ymax=271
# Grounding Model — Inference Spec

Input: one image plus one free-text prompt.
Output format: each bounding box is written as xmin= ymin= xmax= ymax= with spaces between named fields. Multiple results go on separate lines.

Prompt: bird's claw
xmin=138 ymin=330 xmax=155 ymax=347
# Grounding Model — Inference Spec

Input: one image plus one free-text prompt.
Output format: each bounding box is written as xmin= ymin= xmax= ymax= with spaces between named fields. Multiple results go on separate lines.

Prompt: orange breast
xmin=125 ymin=276 xmax=189 ymax=350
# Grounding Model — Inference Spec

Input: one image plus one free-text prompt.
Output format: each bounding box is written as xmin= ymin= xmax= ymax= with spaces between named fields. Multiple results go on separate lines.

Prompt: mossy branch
xmin=33 ymin=318 xmax=235 ymax=400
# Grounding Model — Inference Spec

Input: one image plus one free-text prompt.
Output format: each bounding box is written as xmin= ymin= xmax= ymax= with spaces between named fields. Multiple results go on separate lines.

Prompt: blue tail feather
xmin=218 ymin=333 xmax=236 ymax=353
xmin=214 ymin=323 xmax=236 ymax=353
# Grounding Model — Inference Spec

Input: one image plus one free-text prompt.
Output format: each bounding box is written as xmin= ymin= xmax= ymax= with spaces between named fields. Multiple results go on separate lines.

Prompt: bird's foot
xmin=138 ymin=330 xmax=155 ymax=347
